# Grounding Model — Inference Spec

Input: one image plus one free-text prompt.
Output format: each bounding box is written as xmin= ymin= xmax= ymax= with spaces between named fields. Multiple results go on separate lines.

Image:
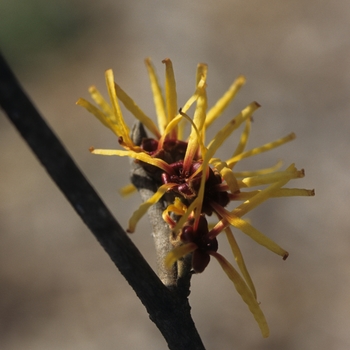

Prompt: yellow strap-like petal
xmin=145 ymin=58 xmax=167 ymax=134
xmin=183 ymin=64 xmax=207 ymax=172
xmin=230 ymin=188 xmax=315 ymax=201
xmin=188 ymin=102 xmax=259 ymax=228
xmin=127 ymin=183 xmax=177 ymax=233
xmin=227 ymin=132 xmax=296 ymax=168
xmin=76 ymin=98 xmax=119 ymax=136
xmin=205 ymin=75 xmax=246 ymax=128
xmin=233 ymin=164 xmax=297 ymax=217
xmin=233 ymin=160 xmax=283 ymax=178
xmin=115 ymin=83 xmax=161 ymax=139
xmin=105 ymin=69 xmax=133 ymax=147
xmin=119 ymin=183 xmax=137 ymax=197
xmin=162 ymin=58 xmax=178 ymax=132
xmin=238 ymin=167 xmax=304 ymax=188
xmin=225 ymin=227 xmax=257 ymax=298
xmin=210 ymin=159 xmax=240 ymax=194
xmin=211 ymin=202 xmax=288 ymax=259
xmin=206 ymin=102 xmax=260 ymax=162
xmin=231 ymin=116 xmax=252 ymax=158
xmin=164 ymin=197 xmax=187 ymax=217
xmin=270 ymin=188 xmax=315 ymax=197
xmin=210 ymin=251 xmax=269 ymax=338
xmin=165 ymin=242 xmax=198 ymax=268
xmin=172 ymin=197 xmax=200 ymax=235
xmin=88 ymin=86 xmax=114 ymax=117
xmin=90 ymin=148 xmax=174 ymax=174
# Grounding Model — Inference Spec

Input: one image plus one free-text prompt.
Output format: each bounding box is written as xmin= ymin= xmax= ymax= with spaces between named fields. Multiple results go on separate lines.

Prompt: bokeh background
xmin=1 ymin=1 xmax=349 ymax=349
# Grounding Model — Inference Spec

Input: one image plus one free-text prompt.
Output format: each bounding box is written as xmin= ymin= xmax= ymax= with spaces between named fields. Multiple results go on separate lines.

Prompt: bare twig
xmin=130 ymin=122 xmax=178 ymax=288
xmin=0 ymin=52 xmax=205 ymax=350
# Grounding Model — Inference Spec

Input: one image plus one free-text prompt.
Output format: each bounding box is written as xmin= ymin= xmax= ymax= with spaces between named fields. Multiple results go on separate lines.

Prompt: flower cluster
xmin=77 ymin=58 xmax=314 ymax=337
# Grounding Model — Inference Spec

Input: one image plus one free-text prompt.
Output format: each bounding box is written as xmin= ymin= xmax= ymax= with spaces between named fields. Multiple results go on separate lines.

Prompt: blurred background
xmin=1 ymin=1 xmax=349 ymax=349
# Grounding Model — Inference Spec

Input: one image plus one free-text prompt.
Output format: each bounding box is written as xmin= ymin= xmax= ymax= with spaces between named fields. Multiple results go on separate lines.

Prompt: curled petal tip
xmin=88 ymin=85 xmax=96 ymax=93
xmin=283 ymin=252 xmax=289 ymax=260
xmin=89 ymin=147 xmax=95 ymax=153
xmin=76 ymin=98 xmax=84 ymax=105
xmin=254 ymin=101 xmax=261 ymax=108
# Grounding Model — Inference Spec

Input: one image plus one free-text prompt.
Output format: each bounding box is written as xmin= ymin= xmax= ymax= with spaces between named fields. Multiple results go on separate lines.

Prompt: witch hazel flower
xmin=77 ymin=58 xmax=314 ymax=338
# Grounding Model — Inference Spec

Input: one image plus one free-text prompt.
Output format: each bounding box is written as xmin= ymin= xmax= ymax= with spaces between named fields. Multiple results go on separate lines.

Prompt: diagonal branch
xmin=0 ymin=52 xmax=205 ymax=350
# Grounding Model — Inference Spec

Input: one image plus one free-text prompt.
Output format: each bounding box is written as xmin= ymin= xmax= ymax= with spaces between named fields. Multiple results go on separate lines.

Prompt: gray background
xmin=1 ymin=1 xmax=349 ymax=349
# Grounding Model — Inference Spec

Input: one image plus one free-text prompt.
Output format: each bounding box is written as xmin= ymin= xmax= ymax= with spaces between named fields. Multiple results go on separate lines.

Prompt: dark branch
xmin=0 ymin=52 xmax=205 ymax=350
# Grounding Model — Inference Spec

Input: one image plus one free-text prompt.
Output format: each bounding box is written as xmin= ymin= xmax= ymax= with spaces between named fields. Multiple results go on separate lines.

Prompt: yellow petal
xmin=76 ymin=98 xmax=119 ymax=136
xmin=114 ymin=83 xmax=161 ymax=139
xmin=224 ymin=227 xmax=257 ymax=298
xmin=233 ymin=160 xmax=283 ymax=178
xmin=145 ymin=58 xmax=167 ymax=134
xmin=105 ymin=69 xmax=133 ymax=147
xmin=233 ymin=164 xmax=297 ymax=217
xmin=88 ymin=86 xmax=113 ymax=117
xmin=205 ymin=102 xmax=260 ymax=162
xmin=231 ymin=116 xmax=252 ymax=158
xmin=210 ymin=251 xmax=269 ymax=338
xmin=227 ymin=132 xmax=296 ymax=168
xmin=230 ymin=188 xmax=315 ymax=201
xmin=190 ymin=102 xmax=259 ymax=227
xmin=90 ymin=148 xmax=174 ymax=174
xmin=119 ymin=183 xmax=137 ymax=197
xmin=165 ymin=242 xmax=198 ymax=268
xmin=127 ymin=183 xmax=177 ymax=233
xmin=270 ymin=188 xmax=315 ymax=197
xmin=205 ymin=75 xmax=246 ymax=128
xmin=211 ymin=203 xmax=288 ymax=259
xmin=164 ymin=197 xmax=187 ymax=217
xmin=183 ymin=66 xmax=208 ymax=172
xmin=239 ymin=166 xmax=304 ymax=188
xmin=172 ymin=197 xmax=200 ymax=234
xmin=162 ymin=58 xmax=178 ymax=129
xmin=176 ymin=74 xmax=206 ymax=140
xmin=210 ymin=159 xmax=240 ymax=194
